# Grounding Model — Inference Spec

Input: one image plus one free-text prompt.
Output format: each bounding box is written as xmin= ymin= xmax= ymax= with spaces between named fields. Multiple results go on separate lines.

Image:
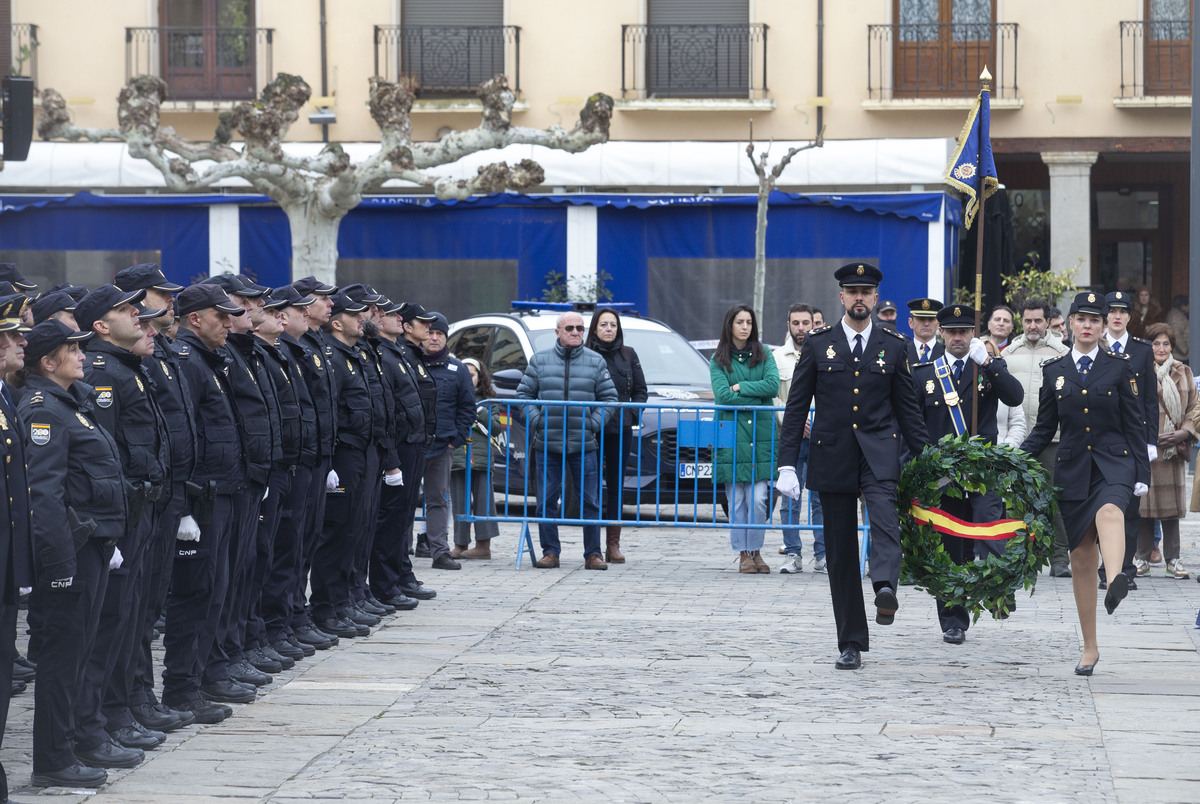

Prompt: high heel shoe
xmin=1074 ymin=654 xmax=1100 ymax=676
xmin=1105 ymin=573 xmax=1130 ymax=614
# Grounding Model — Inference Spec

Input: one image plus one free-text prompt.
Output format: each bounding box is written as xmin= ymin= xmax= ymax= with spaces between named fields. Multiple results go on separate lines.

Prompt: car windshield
xmin=530 ymin=328 xmax=711 ymax=386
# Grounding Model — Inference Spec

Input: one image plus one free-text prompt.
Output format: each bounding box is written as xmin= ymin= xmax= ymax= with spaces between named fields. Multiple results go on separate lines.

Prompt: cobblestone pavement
xmin=4 ymin=516 xmax=1200 ymax=803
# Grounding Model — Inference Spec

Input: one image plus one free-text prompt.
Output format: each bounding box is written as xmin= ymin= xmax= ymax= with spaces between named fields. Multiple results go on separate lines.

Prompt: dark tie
xmin=852 ymin=334 xmax=864 ymax=360
xmin=920 ymin=344 xmax=930 ymax=363
xmin=1078 ymin=355 xmax=1092 ymax=383
xmin=952 ymin=359 xmax=964 ymax=383
xmin=1112 ymin=341 xmax=1121 ymax=355
xmin=0 ymin=384 xmax=13 ymax=413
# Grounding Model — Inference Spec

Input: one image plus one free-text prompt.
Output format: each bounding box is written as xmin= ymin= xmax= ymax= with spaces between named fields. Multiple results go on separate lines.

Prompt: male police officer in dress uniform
xmin=1102 ymin=290 xmax=1159 ymax=590
xmin=910 ymin=305 xmax=1024 ymax=644
xmin=905 ymin=298 xmax=945 ymax=368
xmin=777 ymin=262 xmax=930 ymax=670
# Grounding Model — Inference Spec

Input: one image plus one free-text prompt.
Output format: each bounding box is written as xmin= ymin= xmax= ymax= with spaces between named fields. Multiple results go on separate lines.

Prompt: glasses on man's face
xmin=562 ymin=325 xmax=585 ymax=333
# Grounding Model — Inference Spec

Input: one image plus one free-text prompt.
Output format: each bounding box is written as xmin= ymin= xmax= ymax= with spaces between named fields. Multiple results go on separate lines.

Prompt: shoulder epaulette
xmin=27 ymin=392 xmax=44 ymax=406
xmin=1129 ymin=335 xmax=1148 ymax=344
xmin=1106 ymin=349 xmax=1131 ymax=360
xmin=1040 ymin=353 xmax=1067 ymax=368
xmin=883 ymin=328 xmax=907 ymax=340
xmin=810 ymin=325 xmax=832 ymax=336
xmin=176 ymin=344 xmax=192 ymax=357
xmin=89 ymin=354 xmax=106 ymax=367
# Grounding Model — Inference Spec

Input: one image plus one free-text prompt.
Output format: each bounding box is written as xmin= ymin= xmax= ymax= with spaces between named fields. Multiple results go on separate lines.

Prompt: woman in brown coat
xmin=1139 ymin=323 xmax=1197 ymax=579
xmin=1129 ymin=285 xmax=1164 ymax=338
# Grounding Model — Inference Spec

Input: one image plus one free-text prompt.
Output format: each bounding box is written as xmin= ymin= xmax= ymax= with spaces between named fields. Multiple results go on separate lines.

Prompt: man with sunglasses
xmin=517 ymin=311 xmax=617 ymax=569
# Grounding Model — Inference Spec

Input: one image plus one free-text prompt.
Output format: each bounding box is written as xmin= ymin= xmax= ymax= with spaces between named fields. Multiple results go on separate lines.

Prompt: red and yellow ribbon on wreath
xmin=909 ymin=500 xmax=1029 ymax=541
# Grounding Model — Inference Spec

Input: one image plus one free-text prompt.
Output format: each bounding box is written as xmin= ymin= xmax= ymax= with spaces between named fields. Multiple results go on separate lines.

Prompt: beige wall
xmin=15 ymin=0 xmax=1191 ymax=145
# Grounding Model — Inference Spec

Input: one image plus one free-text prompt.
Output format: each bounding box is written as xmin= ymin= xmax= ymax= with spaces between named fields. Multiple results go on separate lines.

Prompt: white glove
xmin=384 ymin=470 xmax=404 ymax=487
xmin=325 ymin=469 xmax=340 ymax=491
xmin=109 ymin=547 xmax=124 ymax=570
xmin=967 ymin=338 xmax=989 ymax=365
xmin=776 ymin=466 xmax=801 ymax=500
xmin=1134 ymin=482 xmax=1149 ymax=497
xmin=177 ymin=515 xmax=201 ymax=542
xmin=1148 ymin=444 xmax=1158 ymax=463
xmin=18 ymin=587 xmax=30 ymax=596
xmin=262 ymin=487 xmax=270 ymax=501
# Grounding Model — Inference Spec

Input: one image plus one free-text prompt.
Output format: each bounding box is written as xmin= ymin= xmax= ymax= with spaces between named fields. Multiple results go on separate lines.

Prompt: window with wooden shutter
xmin=1145 ymin=0 xmax=1191 ymax=95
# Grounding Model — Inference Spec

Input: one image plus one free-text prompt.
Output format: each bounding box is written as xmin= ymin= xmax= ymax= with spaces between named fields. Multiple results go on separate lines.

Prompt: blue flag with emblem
xmin=943 ymin=82 xmax=998 ymax=231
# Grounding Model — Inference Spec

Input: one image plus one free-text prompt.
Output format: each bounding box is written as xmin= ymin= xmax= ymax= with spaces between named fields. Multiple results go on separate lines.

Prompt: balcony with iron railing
xmin=373 ymin=25 xmax=520 ymax=100
xmin=865 ymin=22 xmax=1019 ymax=109
xmin=126 ymin=26 xmax=273 ymax=106
xmin=620 ymin=23 xmax=770 ymax=108
xmin=2 ymin=23 xmax=38 ymax=85
xmin=1118 ymin=19 xmax=1191 ymax=106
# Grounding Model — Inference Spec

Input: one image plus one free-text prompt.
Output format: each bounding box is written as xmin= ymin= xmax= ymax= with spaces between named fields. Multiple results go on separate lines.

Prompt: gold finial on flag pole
xmin=980 ymin=66 xmax=992 ymax=84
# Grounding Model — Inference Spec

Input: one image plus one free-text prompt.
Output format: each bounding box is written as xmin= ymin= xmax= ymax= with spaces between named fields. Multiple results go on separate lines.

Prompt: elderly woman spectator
xmin=1165 ymin=295 xmax=1189 ymax=363
xmin=1139 ymin=323 xmax=1197 ymax=580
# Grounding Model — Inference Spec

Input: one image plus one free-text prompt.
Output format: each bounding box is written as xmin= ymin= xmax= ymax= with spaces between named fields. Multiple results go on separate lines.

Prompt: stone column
xmin=1041 ymin=151 xmax=1099 ymax=292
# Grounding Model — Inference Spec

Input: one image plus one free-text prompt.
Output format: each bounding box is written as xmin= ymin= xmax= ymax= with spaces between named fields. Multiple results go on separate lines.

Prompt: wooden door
xmin=893 ymin=0 xmax=994 ymax=98
xmin=160 ymin=0 xmax=254 ymax=100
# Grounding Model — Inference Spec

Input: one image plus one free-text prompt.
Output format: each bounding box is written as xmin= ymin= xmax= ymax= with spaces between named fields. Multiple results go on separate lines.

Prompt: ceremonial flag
xmin=943 ymin=84 xmax=998 ymax=231
xmin=910 ymin=500 xmax=1027 ymax=542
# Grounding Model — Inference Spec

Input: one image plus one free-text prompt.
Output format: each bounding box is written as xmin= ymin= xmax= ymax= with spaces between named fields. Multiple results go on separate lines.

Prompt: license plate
xmin=679 ymin=462 xmax=713 ymax=480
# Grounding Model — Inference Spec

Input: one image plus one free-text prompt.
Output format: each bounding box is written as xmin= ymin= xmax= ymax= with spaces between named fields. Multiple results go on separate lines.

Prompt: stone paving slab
xmin=1 ymin=519 xmax=1199 ymax=802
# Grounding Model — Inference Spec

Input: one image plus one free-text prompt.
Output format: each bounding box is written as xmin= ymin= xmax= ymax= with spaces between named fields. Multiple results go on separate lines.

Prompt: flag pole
xmin=970 ymin=66 xmax=992 ymax=437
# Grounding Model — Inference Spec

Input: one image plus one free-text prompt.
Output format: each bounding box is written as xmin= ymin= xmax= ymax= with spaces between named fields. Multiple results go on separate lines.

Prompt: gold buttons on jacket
xmin=853 ymin=424 xmax=858 ymax=429
xmin=853 ymin=406 xmax=858 ymax=412
xmin=1086 ymin=427 xmax=1090 ymax=432
xmin=1083 ymin=408 xmax=1088 ymax=414
xmin=1087 ymin=445 xmax=1092 ymax=450
xmin=1082 ymin=389 xmax=1087 ymax=395
xmin=855 ymin=371 xmax=860 ymax=377
xmin=853 ymin=389 xmax=859 ymax=394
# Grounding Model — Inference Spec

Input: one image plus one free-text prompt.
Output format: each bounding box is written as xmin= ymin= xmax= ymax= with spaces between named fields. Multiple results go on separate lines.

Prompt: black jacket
xmin=20 ymin=376 xmax=126 ymax=581
xmin=84 ymin=338 xmax=170 ymax=486
xmin=1111 ymin=335 xmax=1160 ymax=446
xmin=591 ymin=338 xmax=648 ymax=432
xmin=358 ymin=341 xmax=391 ymax=449
xmin=1021 ymin=349 xmax=1150 ymax=497
xmin=326 ymin=335 xmax=376 ymax=451
xmin=398 ymin=337 xmax=438 ymax=443
xmin=779 ymin=323 xmax=929 ymax=493
xmin=279 ymin=333 xmax=321 ymax=468
xmin=173 ymin=329 xmax=245 ymax=494
xmin=423 ymin=350 xmax=477 ymax=459
xmin=301 ymin=328 xmax=338 ymax=459
xmin=0 ymin=384 xmax=33 ymax=597
xmin=375 ymin=336 xmax=424 ymax=450
xmin=147 ymin=331 xmax=197 ymax=482
xmin=259 ymin=336 xmax=303 ymax=470
xmin=223 ymin=332 xmax=281 ymax=486
xmin=911 ymin=355 xmax=1024 ymax=446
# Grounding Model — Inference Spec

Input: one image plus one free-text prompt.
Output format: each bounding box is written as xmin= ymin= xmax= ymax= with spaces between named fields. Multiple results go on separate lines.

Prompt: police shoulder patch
xmin=29 ymin=423 xmax=50 ymax=445
xmin=95 ymin=387 xmax=114 ymax=408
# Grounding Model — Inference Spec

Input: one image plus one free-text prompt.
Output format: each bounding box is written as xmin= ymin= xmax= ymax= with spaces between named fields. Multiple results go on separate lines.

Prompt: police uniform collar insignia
xmin=313 ymin=354 xmax=322 ymax=368
xmin=30 ymin=423 xmax=49 ymax=445
xmin=96 ymin=387 xmax=113 ymax=408
xmin=346 ymin=358 xmax=356 ymax=374
xmin=76 ymin=412 xmax=93 ymax=429
xmin=160 ymin=359 xmax=172 ymax=379
xmin=135 ymin=376 xmax=144 ymax=392
xmin=418 ymin=364 xmax=427 ymax=377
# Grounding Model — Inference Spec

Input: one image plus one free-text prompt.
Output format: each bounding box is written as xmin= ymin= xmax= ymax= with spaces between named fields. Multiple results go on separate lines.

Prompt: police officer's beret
xmin=341 ymin=283 xmax=386 ymax=305
xmin=1069 ymin=292 xmax=1108 ymax=317
xmin=878 ymin=299 xmax=897 ymax=313
xmin=115 ymin=263 xmax=184 ymax=294
xmin=0 ymin=263 xmax=37 ymax=292
xmin=329 ymin=293 xmax=368 ymax=316
xmin=1105 ymin=291 xmax=1132 ymax=310
xmin=0 ymin=293 xmax=27 ymax=333
xmin=31 ymin=291 xmax=77 ymax=324
xmin=907 ymin=298 xmax=943 ymax=318
xmin=936 ymin=305 xmax=979 ymax=329
xmin=75 ymin=284 xmax=147 ymax=331
xmin=177 ymin=284 xmax=246 ymax=317
xmin=834 ymin=262 xmax=883 ymax=288
xmin=427 ymin=312 xmax=450 ymax=334
xmin=397 ymin=302 xmax=437 ymax=323
xmin=292 ymin=276 xmax=338 ymax=296
xmin=24 ymin=319 xmax=92 ymax=365
xmin=203 ymin=273 xmax=264 ymax=298
xmin=269 ymin=285 xmax=315 ymax=308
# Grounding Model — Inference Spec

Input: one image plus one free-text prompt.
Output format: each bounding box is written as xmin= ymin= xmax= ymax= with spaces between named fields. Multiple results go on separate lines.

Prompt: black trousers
xmin=291 ymin=458 xmax=329 ymax=632
xmin=264 ymin=464 xmax=311 ymax=643
xmin=131 ymin=481 xmax=186 ymax=707
xmin=245 ymin=469 xmax=290 ymax=651
xmin=212 ymin=481 xmax=264 ymax=678
xmin=350 ymin=444 xmax=384 ymax=603
xmin=162 ymin=493 xmax=234 ymax=703
xmin=935 ymin=495 xmax=973 ymax=634
xmin=32 ymin=539 xmax=110 ymax=774
xmin=600 ymin=427 xmax=633 ymax=520
xmin=0 ymin=601 xmax=17 ymax=797
xmin=370 ymin=441 xmax=428 ymax=594
xmin=311 ymin=445 xmax=373 ymax=619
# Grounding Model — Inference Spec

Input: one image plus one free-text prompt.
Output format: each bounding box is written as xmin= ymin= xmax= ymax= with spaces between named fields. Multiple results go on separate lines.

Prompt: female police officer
xmin=20 ymin=320 xmax=135 ymax=788
xmin=1021 ymin=292 xmax=1149 ymax=677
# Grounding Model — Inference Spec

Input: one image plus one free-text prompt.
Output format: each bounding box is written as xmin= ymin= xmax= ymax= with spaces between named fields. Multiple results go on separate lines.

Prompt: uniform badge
xmin=1115 ymin=292 xmax=1123 ymax=300
xmin=1088 ymin=293 xmax=1096 ymax=303
xmin=826 ymin=344 xmax=836 ymax=359
xmin=0 ymin=409 xmax=8 ymax=431
xmin=75 ymin=412 xmax=93 ymax=430
xmin=313 ymin=354 xmax=322 ymax=369
xmin=1131 ymin=378 xmax=1138 ymax=396
xmin=418 ymin=364 xmax=427 ymax=378
xmin=96 ymin=387 xmax=113 ymax=408
xmin=1055 ymin=375 xmax=1065 ymax=391
xmin=30 ymin=423 xmax=50 ymax=445
xmin=398 ymin=361 xmax=407 ymax=374
xmin=213 ymin=375 xmax=225 ymax=394
xmin=856 ymin=265 xmax=864 ymax=275
xmin=346 ymin=359 xmax=356 ymax=375
xmin=135 ymin=376 xmax=144 ymax=392
xmin=953 ymin=306 xmax=961 ymax=317
xmin=921 ymin=299 xmax=930 ymax=311
xmin=925 ymin=379 xmax=935 ymax=394
xmin=159 ymin=359 xmax=172 ymax=380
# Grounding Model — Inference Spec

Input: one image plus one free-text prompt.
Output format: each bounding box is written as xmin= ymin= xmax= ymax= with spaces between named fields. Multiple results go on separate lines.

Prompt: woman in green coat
xmin=709 ymin=304 xmax=779 ymax=573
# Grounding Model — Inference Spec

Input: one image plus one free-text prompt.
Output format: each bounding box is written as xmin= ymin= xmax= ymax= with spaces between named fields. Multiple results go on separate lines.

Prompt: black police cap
xmin=292 ymin=276 xmax=338 ymax=296
xmin=24 ymin=319 xmax=92 ymax=365
xmin=397 ymin=302 xmax=437 ymax=323
xmin=329 ymin=293 xmax=368 ymax=315
xmin=834 ymin=262 xmax=883 ymax=288
xmin=1070 ymin=292 xmax=1108 ymax=317
xmin=75 ymin=284 xmax=147 ymax=331
xmin=31 ymin=291 xmax=77 ymax=324
xmin=341 ymin=283 xmax=386 ymax=305
xmin=236 ymin=274 xmax=270 ymax=296
xmin=907 ymin=298 xmax=943 ymax=318
xmin=0 ymin=263 xmax=37 ymax=292
xmin=203 ymin=274 xmax=263 ymax=298
xmin=0 ymin=293 xmax=27 ymax=333
xmin=936 ymin=305 xmax=979 ymax=329
xmin=177 ymin=284 xmax=246 ymax=317
xmin=269 ymin=285 xmax=315 ymax=308
xmin=115 ymin=263 xmax=184 ymax=294
xmin=1105 ymin=291 xmax=1132 ymax=310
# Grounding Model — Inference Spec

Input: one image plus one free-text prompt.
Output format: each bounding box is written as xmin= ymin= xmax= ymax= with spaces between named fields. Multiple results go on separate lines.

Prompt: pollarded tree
xmin=38 ymin=74 xmax=614 ymax=284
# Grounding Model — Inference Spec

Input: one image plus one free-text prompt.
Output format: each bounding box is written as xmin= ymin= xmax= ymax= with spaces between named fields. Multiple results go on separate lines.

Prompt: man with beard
xmin=776 ymin=263 xmax=929 ymax=670
xmin=773 ymin=303 xmax=822 ymax=573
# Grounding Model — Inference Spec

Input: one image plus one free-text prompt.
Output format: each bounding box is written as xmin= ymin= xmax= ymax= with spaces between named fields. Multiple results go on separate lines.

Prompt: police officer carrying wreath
xmin=776 ymin=262 xmax=930 ymax=671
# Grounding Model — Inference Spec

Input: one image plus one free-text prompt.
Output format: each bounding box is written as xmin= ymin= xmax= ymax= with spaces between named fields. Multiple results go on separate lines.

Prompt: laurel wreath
xmin=898 ymin=434 xmax=1056 ymax=621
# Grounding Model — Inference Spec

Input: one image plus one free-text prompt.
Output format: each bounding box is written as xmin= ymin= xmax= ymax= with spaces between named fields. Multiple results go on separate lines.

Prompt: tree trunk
xmin=753 ymin=189 xmax=769 ymax=325
xmin=282 ymin=199 xmax=347 ymax=285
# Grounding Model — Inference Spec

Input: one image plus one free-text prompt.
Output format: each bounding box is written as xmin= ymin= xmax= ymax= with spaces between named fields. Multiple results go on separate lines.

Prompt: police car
xmin=447 ymin=302 xmax=719 ymax=508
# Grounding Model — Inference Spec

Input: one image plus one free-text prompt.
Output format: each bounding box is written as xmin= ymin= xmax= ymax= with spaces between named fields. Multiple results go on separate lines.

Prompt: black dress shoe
xmin=293 ymin=625 xmax=336 ymax=649
xmin=271 ymin=638 xmax=305 ymax=661
xmin=164 ymin=696 xmax=230 ymax=725
xmin=131 ymin=702 xmax=183 ymax=732
xmin=200 ymin=679 xmax=257 ymax=704
xmin=414 ymin=534 xmax=431 ymax=558
xmin=1105 ymin=572 xmax=1130 ymax=615
xmin=367 ymin=594 xmax=395 ymax=614
xmin=342 ymin=606 xmax=379 ymax=628
xmin=398 ymin=582 xmax=436 ymax=600
xmin=314 ymin=617 xmax=361 ymax=639
xmin=359 ymin=597 xmax=389 ymax=616
xmin=432 ymin=554 xmax=461 ymax=570
xmin=385 ymin=593 xmax=419 ymax=611
xmin=230 ymin=660 xmax=272 ymax=687
xmin=76 ymin=738 xmax=144 ymax=769
xmin=11 ymin=659 xmax=34 ymax=683
xmin=31 ymin=762 xmax=107 ymax=789
xmin=109 ymin=724 xmax=164 ymax=750
xmin=260 ymin=644 xmax=295 ymax=670
xmin=283 ymin=635 xmax=316 ymax=657
xmin=874 ymin=586 xmax=899 ymax=625
xmin=942 ymin=627 xmax=966 ymax=645
xmin=9 ymin=680 xmax=25 ymax=696
xmin=1075 ymin=654 xmax=1100 ymax=676
xmin=835 ymin=647 xmax=862 ymax=670
xmin=1126 ymin=575 xmax=1138 ymax=591
xmin=245 ymin=647 xmax=283 ymax=674
xmin=153 ymin=700 xmax=196 ymax=728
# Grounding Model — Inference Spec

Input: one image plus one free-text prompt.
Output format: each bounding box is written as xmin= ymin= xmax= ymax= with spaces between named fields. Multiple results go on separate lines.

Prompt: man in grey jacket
xmin=1001 ymin=297 xmax=1071 ymax=577
xmin=516 ymin=311 xmax=618 ymax=570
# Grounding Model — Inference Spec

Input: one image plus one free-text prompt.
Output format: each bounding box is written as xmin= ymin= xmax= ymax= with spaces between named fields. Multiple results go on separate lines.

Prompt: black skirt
xmin=1060 ymin=463 xmax=1132 ymax=552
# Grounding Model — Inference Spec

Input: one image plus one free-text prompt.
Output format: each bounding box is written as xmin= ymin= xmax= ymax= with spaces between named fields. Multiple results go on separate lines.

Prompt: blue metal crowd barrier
xmin=459 ymin=399 xmax=871 ymax=570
